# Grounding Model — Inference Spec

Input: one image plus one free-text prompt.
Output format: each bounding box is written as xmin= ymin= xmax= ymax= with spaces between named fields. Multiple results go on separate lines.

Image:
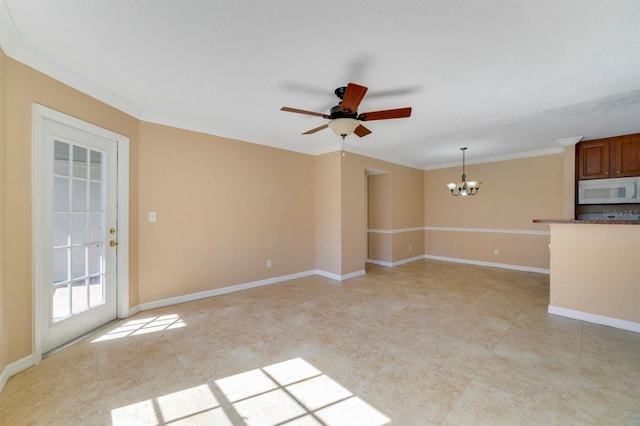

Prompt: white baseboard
xmin=131 ymin=269 xmax=367 ymax=314
xmin=369 ymin=254 xmax=549 ymax=274
xmin=314 ymin=269 xmax=366 ymax=281
xmin=138 ymin=270 xmax=317 ymax=312
xmin=423 ymin=255 xmax=550 ymax=274
xmin=0 ymin=354 xmax=37 ymax=394
xmin=548 ymin=305 xmax=640 ymax=334
xmin=367 ymin=255 xmax=424 ymax=268
xmin=123 ymin=305 xmax=141 ymax=318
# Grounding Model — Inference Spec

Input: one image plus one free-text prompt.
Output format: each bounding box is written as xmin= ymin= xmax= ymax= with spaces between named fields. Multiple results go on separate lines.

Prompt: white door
xmin=34 ymin=107 xmax=126 ymax=353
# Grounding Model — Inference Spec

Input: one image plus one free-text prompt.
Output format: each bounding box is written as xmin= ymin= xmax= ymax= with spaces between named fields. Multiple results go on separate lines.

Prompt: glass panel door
xmin=38 ymin=114 xmax=119 ymax=353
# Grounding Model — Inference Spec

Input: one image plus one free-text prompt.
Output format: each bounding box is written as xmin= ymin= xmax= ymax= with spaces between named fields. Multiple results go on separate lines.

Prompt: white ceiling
xmin=2 ymin=0 xmax=639 ymax=169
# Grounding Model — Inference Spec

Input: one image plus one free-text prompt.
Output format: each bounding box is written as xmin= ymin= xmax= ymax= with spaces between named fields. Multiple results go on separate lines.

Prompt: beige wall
xmin=424 ymin=154 xmax=564 ymax=270
xmin=138 ymin=122 xmax=316 ymax=302
xmin=367 ymin=173 xmax=391 ymax=230
xmin=367 ymin=173 xmax=391 ymax=262
xmin=0 ymin=48 xmax=8 ymax=373
xmin=549 ymin=224 xmax=640 ymax=324
xmin=346 ymin=154 xmax=425 ymax=268
xmin=340 ymin=153 xmax=367 ymax=274
xmin=315 ymin=152 xmax=341 ymax=275
xmin=3 ymin=58 xmax=140 ymax=364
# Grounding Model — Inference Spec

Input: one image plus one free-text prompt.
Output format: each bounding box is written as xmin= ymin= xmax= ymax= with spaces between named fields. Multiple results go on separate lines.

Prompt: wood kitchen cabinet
xmin=577 ymin=133 xmax=640 ymax=179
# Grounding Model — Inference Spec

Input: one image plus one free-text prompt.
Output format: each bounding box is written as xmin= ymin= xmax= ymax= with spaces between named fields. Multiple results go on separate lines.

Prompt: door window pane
xmin=71 ymin=214 xmax=88 ymax=245
xmin=53 ymin=247 xmax=69 ymax=283
xmin=89 ymin=275 xmax=104 ymax=307
xmin=71 ymin=246 xmax=86 ymax=280
xmin=89 ymin=213 xmax=102 ymax=243
xmin=89 ymin=182 xmax=102 ymax=212
xmin=90 ymin=150 xmax=102 ymax=180
xmin=54 ymin=141 xmax=71 ymax=176
xmin=71 ymin=279 xmax=88 ymax=314
xmin=72 ymin=146 xmax=88 ymax=178
xmin=72 ymin=180 xmax=87 ymax=211
xmin=53 ymin=177 xmax=70 ymax=211
xmin=53 ymin=284 xmax=71 ymax=320
xmin=53 ymin=213 xmax=70 ymax=247
xmin=89 ymin=244 xmax=103 ymax=275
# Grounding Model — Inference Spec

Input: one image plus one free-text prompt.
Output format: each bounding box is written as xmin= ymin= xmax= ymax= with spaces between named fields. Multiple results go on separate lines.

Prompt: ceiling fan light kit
xmin=281 ymin=82 xmax=412 ymax=141
xmin=327 ymin=118 xmax=361 ymax=137
xmin=448 ymin=147 xmax=482 ymax=197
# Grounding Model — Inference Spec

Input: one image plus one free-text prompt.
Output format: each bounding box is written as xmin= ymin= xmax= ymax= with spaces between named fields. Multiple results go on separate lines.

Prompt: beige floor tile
xmin=1 ymin=260 xmax=639 ymax=425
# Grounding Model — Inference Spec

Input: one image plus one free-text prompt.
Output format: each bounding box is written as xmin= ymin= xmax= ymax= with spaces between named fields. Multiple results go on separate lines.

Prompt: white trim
xmin=423 ymin=255 xmax=550 ymax=274
xmin=0 ymin=0 xmax=21 ymax=54
xmin=367 ymin=227 xmax=424 ymax=234
xmin=0 ymin=354 xmax=38 ymax=394
xmin=116 ymin=139 xmax=130 ymax=318
xmin=138 ymin=271 xmax=316 ymax=311
xmin=32 ymin=104 xmax=130 ymax=357
xmin=127 ymin=305 xmax=141 ymax=317
xmin=367 ymin=226 xmax=550 ymax=236
xmin=367 ymin=259 xmax=394 ymax=267
xmin=423 ymin=147 xmax=563 ymax=170
xmin=364 ymin=167 xmax=388 ymax=175
xmin=341 ymin=269 xmax=366 ymax=280
xmin=425 ymin=226 xmax=550 ymax=236
xmin=367 ymin=255 xmax=424 ymax=267
xmin=556 ymin=136 xmax=583 ymax=146
xmin=548 ymin=305 xmax=640 ymax=334
xmin=314 ymin=269 xmax=366 ymax=281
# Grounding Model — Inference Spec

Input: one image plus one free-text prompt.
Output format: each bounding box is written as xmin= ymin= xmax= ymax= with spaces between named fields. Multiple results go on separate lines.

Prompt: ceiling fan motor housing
xmin=330 ymin=104 xmax=357 ymax=119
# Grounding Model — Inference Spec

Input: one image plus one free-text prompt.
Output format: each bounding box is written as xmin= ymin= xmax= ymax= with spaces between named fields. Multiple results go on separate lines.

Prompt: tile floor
xmin=1 ymin=260 xmax=639 ymax=425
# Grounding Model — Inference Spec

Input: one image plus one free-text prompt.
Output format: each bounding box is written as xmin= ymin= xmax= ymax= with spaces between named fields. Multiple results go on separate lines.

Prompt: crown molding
xmin=423 ymin=146 xmax=564 ymax=170
xmin=557 ymin=136 xmax=583 ymax=146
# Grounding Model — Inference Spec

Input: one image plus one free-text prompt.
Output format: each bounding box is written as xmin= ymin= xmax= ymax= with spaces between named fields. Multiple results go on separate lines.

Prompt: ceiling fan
xmin=281 ymin=83 xmax=412 ymax=139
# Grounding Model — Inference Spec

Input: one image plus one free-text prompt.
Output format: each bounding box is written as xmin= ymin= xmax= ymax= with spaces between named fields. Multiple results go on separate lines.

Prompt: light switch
xmin=148 ymin=212 xmax=157 ymax=222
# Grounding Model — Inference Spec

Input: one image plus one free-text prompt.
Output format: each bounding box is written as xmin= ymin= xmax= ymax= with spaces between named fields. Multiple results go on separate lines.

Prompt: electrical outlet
xmin=494 ymin=249 xmax=499 ymax=256
xmin=266 ymin=259 xmax=272 ymax=268
xmin=409 ymin=244 xmax=412 ymax=251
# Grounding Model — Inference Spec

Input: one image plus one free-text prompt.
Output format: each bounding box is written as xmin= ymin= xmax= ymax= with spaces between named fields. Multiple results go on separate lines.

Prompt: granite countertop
xmin=533 ymin=219 xmax=640 ymax=225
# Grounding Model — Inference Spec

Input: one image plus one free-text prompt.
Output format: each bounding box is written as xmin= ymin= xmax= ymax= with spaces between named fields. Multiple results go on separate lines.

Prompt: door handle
xmin=110 ymin=240 xmax=119 ymax=247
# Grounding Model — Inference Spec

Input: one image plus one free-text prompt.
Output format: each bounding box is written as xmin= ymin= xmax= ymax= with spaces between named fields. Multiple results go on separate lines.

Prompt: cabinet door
xmin=578 ymin=140 xmax=610 ymax=179
xmin=612 ymin=134 xmax=640 ymax=177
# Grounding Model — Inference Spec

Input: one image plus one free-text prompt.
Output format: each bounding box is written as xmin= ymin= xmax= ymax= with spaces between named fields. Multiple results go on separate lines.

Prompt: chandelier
xmin=447 ymin=147 xmax=482 ymax=196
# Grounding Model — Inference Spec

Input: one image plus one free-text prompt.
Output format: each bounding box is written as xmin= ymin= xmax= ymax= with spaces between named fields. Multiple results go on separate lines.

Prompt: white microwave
xmin=578 ymin=177 xmax=639 ymax=204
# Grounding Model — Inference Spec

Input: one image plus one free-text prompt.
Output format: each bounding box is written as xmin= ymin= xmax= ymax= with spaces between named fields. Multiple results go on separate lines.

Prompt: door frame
xmin=32 ymin=104 xmax=130 ymax=360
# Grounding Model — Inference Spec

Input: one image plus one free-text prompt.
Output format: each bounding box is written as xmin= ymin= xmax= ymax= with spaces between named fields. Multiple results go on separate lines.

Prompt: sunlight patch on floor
xmin=92 ymin=314 xmax=186 ymax=342
xmin=110 ymin=358 xmax=389 ymax=425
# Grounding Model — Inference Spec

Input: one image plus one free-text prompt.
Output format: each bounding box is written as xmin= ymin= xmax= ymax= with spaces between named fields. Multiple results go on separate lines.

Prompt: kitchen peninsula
xmin=533 ymin=219 xmax=640 ymax=333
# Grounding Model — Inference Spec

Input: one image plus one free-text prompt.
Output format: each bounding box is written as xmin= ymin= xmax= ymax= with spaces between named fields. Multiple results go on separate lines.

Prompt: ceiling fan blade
xmin=281 ymin=107 xmax=330 ymax=118
xmin=354 ymin=125 xmax=372 ymax=137
xmin=302 ymin=124 xmax=329 ymax=135
xmin=358 ymin=107 xmax=412 ymax=121
xmin=340 ymin=83 xmax=368 ymax=114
